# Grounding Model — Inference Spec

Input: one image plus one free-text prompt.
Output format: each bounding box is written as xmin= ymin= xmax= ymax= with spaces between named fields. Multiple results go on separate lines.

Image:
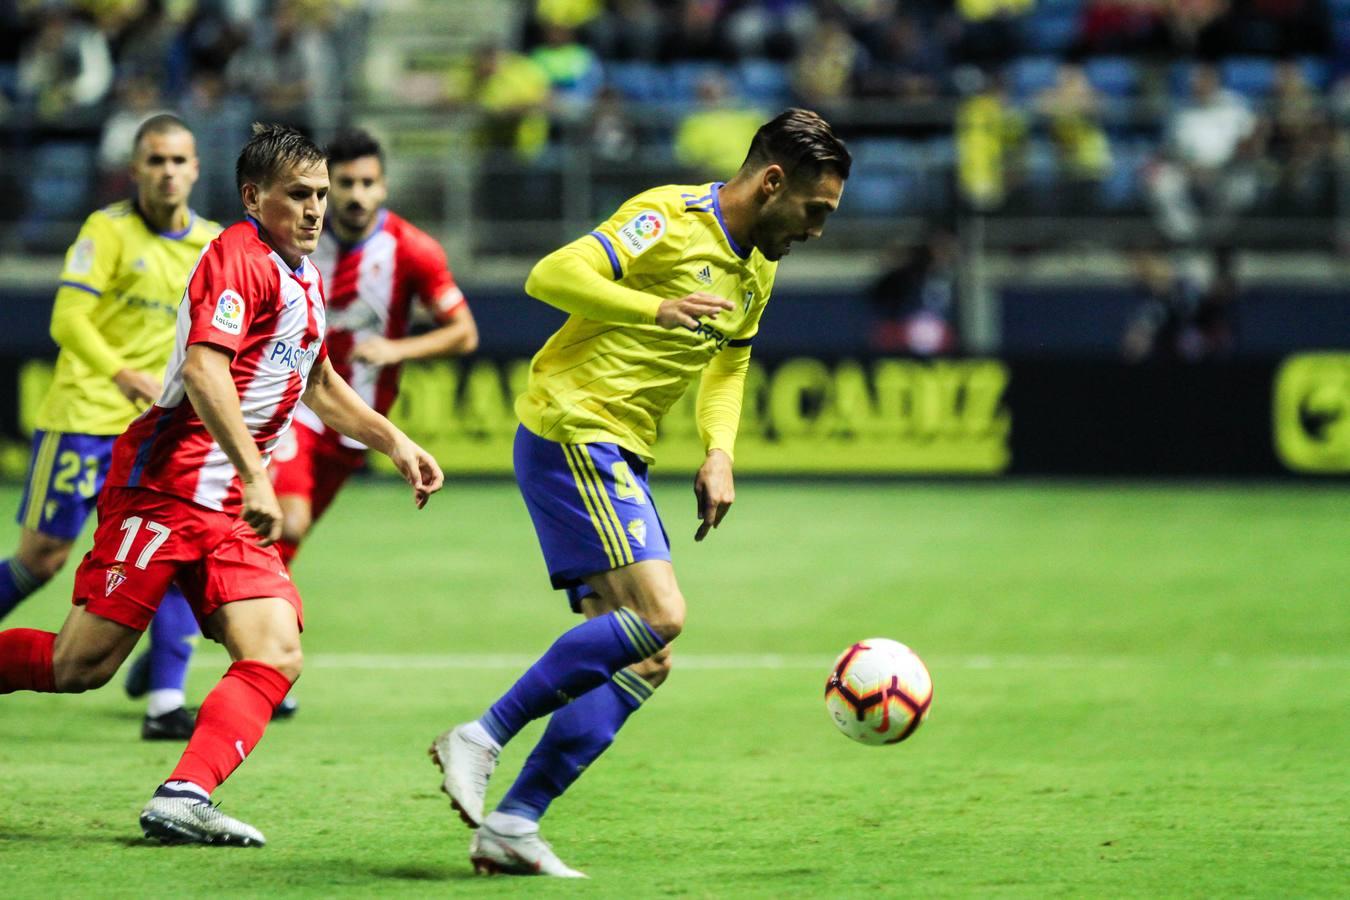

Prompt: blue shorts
xmin=514 ymin=424 xmax=670 ymax=612
xmin=15 ymin=430 xmax=116 ymax=541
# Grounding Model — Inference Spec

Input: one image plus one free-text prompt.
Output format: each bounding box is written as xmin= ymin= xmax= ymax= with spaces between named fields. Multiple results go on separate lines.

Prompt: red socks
xmin=0 ymin=628 xmax=56 ymax=694
xmin=169 ymin=660 xmax=293 ymax=794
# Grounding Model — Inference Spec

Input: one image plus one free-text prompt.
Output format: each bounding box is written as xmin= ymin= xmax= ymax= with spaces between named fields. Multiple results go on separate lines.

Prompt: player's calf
xmin=50 ymin=608 xmax=142 ymax=693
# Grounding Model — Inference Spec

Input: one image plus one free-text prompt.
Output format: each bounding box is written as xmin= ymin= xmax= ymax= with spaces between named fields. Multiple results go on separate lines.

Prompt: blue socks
xmin=148 ymin=586 xmax=198 ymax=695
xmin=496 ymin=669 xmax=653 ymax=821
xmin=0 ymin=558 xmax=43 ymax=621
xmin=479 ymin=608 xmax=664 ymax=747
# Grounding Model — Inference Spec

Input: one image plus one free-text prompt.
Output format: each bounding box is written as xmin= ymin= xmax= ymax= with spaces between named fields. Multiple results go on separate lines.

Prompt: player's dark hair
xmin=741 ymin=108 xmax=851 ymax=182
xmin=235 ymin=123 xmax=326 ymax=193
xmin=132 ymin=113 xmax=191 ymax=152
xmin=326 ymin=127 xmax=384 ymax=169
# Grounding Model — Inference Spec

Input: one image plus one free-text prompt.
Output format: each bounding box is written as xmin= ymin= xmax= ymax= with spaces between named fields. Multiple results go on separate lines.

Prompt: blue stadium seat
xmin=1298 ymin=56 xmax=1331 ymax=91
xmin=671 ymin=61 xmax=727 ymax=103
xmin=1022 ymin=12 xmax=1080 ymax=53
xmin=1099 ymin=139 xmax=1152 ymax=211
xmin=1023 ymin=137 xmax=1059 ymax=191
xmin=21 ymin=141 xmax=95 ymax=248
xmin=1335 ymin=20 xmax=1350 ymax=55
xmin=1168 ymin=61 xmax=1197 ymax=98
xmin=606 ymin=61 xmax=669 ymax=103
xmin=737 ymin=59 xmax=792 ymax=107
xmin=1220 ymin=57 xmax=1276 ymax=99
xmin=1008 ymin=56 xmax=1060 ymax=101
xmin=1083 ymin=56 xmax=1139 ymax=98
xmin=843 ymin=139 xmax=926 ymax=217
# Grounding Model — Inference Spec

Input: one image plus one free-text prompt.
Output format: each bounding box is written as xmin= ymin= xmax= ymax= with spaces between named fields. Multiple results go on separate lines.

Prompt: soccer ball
xmin=824 ymin=638 xmax=933 ymax=745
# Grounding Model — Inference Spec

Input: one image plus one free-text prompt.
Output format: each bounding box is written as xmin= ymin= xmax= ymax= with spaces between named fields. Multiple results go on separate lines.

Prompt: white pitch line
xmin=187 ymin=652 xmax=1350 ymax=671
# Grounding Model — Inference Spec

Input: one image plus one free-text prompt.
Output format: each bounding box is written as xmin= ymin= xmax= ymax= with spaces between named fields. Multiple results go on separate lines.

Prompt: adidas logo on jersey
xmin=696 ymin=265 xmax=713 ymax=285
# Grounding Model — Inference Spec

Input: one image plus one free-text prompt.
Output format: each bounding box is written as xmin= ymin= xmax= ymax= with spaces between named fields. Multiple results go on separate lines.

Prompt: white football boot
xmin=470 ymin=820 xmax=587 ymax=878
xmin=428 ymin=723 xmax=498 ymax=828
xmin=140 ymin=788 xmax=266 ymax=846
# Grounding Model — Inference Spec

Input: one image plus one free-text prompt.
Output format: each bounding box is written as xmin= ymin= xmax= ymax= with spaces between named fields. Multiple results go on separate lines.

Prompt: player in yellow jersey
xmin=430 ymin=109 xmax=850 ymax=877
xmin=0 ymin=114 xmax=219 ymax=740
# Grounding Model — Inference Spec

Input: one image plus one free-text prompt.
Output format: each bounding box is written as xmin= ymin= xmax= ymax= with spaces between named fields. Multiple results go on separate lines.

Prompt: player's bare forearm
xmin=354 ymin=307 xmax=479 ymax=366
xmin=302 ymin=357 xmax=404 ymax=455
xmin=404 ymin=307 xmax=479 ymax=358
xmin=303 ymin=358 xmax=444 ymax=507
xmin=182 ymin=344 xmax=268 ymax=482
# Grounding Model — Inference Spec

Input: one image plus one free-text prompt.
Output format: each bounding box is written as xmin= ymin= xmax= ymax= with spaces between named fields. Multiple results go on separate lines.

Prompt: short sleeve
xmin=59 ymin=212 xmax=121 ymax=296
xmin=588 ymin=189 xmax=689 ymax=284
xmin=402 ymin=226 xmax=465 ymax=323
xmin=185 ymin=240 xmax=269 ymax=357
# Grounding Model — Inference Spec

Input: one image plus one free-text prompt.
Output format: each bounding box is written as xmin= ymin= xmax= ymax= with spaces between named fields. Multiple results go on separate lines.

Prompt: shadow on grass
xmin=367 ymin=864 xmax=476 ymax=882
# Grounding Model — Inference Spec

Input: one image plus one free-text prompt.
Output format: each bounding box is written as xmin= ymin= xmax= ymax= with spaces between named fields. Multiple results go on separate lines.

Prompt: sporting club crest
xmin=105 ymin=564 xmax=127 ymax=596
xmin=627 ymin=519 xmax=647 ymax=548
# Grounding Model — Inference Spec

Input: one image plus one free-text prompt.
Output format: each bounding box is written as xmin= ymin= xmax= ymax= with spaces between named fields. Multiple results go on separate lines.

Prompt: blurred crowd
xmin=0 ymin=0 xmax=369 ymax=233
xmin=2 ymin=0 xmax=1348 ymax=362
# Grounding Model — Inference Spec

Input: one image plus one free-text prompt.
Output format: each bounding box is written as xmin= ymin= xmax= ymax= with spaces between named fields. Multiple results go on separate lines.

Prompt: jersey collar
xmin=131 ymin=195 xmax=196 ymax=240
xmin=245 ymin=214 xmax=311 ymax=279
xmin=711 ymin=182 xmax=750 ymax=261
xmin=330 ymin=208 xmax=388 ymax=252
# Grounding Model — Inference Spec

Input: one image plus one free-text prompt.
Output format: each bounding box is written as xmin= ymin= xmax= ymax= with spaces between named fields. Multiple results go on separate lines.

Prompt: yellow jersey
xmin=37 ymin=201 xmax=220 ymax=435
xmin=517 ymin=182 xmax=776 ymax=460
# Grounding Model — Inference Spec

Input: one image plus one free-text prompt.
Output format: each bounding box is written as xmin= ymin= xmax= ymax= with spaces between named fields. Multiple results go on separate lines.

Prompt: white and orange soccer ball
xmin=824 ymin=638 xmax=933 ymax=745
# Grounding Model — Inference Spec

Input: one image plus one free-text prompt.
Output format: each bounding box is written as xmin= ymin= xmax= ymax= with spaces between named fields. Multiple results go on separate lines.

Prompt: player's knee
xmin=279 ymin=510 xmax=311 ymax=546
xmin=630 ymin=647 xmax=673 ymax=688
xmin=51 ymin=649 xmax=118 ymax=693
xmin=262 ymin=644 xmax=303 ymax=683
xmin=17 ymin=542 xmax=72 ymax=582
xmin=642 ymin=589 xmax=685 ymax=643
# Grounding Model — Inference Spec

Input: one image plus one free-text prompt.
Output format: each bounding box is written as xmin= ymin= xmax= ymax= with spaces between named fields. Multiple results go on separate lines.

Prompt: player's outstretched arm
xmin=182 ymin=344 xmax=281 ymax=543
xmin=526 ymin=239 xmax=734 ymax=327
xmin=351 ymin=304 xmax=479 ymax=367
xmin=302 ymin=357 xmax=444 ymax=508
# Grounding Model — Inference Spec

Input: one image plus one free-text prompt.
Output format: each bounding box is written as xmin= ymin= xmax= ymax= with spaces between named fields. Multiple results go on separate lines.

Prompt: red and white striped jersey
xmin=108 ymin=219 xmax=328 ymax=514
xmin=296 ymin=209 xmax=465 ymax=448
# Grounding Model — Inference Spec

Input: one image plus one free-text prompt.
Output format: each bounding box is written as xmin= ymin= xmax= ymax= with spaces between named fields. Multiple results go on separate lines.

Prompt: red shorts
xmin=72 ymin=486 xmax=303 ymax=633
xmin=269 ymin=422 xmax=365 ymax=523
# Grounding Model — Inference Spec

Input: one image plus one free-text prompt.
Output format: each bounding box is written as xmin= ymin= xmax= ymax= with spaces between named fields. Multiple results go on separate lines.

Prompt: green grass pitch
xmin=1 ymin=479 xmax=1347 ymax=897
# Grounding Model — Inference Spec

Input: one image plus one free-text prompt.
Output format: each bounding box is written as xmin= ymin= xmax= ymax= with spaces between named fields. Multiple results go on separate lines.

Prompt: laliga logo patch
xmin=212 ymin=290 xmax=244 ymax=335
xmin=105 ymin=564 xmax=126 ymax=596
xmin=617 ymin=210 xmax=666 ymax=257
xmin=68 ymin=237 xmax=96 ymax=276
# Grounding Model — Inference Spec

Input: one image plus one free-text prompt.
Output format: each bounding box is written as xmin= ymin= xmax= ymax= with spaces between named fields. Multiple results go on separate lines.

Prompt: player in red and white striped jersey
xmin=272 ymin=128 xmax=478 ymax=566
xmin=0 ymin=124 xmax=443 ymax=847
